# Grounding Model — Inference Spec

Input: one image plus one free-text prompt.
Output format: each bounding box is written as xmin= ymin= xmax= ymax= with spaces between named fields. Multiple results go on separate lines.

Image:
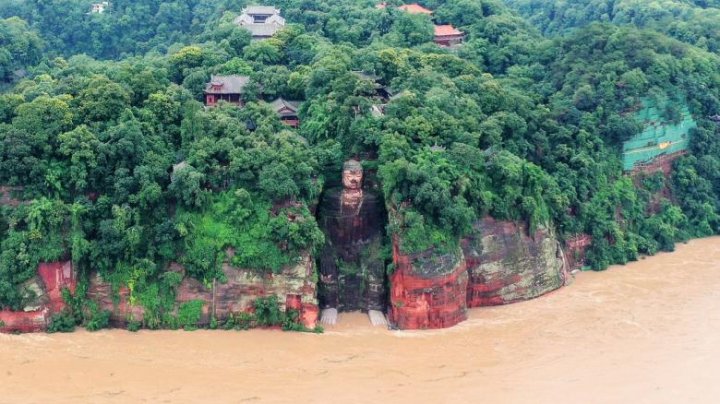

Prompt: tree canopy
xmin=1 ymin=0 xmax=720 ymax=314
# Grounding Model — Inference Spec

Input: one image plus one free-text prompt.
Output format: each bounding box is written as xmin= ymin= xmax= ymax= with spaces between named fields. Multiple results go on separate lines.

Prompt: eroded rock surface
xmin=214 ymin=254 xmax=319 ymax=328
xmin=87 ymin=273 xmax=145 ymax=326
xmin=88 ymin=256 xmax=319 ymax=329
xmin=1 ymin=261 xmax=75 ymax=333
xmin=389 ymin=217 xmax=567 ymax=330
xmin=464 ymin=217 xmax=566 ymax=307
xmin=565 ymin=234 xmax=592 ymax=271
xmin=389 ymin=237 xmax=468 ymax=330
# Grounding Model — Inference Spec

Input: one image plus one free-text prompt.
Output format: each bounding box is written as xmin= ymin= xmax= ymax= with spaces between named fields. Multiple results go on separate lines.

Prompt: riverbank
xmin=2 ymin=237 xmax=720 ymax=403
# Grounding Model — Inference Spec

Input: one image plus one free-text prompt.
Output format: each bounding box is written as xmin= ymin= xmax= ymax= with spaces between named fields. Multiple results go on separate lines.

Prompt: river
xmin=2 ymin=237 xmax=720 ymax=403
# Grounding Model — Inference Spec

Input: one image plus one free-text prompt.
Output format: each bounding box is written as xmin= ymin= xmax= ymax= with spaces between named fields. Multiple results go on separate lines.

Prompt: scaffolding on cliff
xmin=622 ymin=98 xmax=696 ymax=171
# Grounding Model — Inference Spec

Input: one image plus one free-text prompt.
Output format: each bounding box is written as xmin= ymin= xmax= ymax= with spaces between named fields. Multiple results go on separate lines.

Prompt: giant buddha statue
xmin=317 ymin=159 xmax=387 ymax=326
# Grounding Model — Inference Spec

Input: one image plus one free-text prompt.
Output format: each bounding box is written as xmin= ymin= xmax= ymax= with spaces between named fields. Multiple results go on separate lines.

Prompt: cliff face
xmin=463 ymin=217 xmax=566 ymax=308
xmin=3 ymin=218 xmax=567 ymax=333
xmin=565 ymin=234 xmax=592 ymax=271
xmin=389 ymin=217 xmax=567 ymax=330
xmin=3 ymin=256 xmax=318 ymax=333
xmin=223 ymin=254 xmax=319 ymax=328
xmin=86 ymin=255 xmax=319 ymax=330
xmin=0 ymin=262 xmax=75 ymax=333
xmin=87 ymin=273 xmax=146 ymax=326
xmin=389 ymin=237 xmax=468 ymax=329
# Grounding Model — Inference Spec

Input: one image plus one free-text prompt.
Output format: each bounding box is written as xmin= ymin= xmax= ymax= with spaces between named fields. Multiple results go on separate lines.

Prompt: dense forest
xmin=2 ymin=0 xmax=720 ymax=330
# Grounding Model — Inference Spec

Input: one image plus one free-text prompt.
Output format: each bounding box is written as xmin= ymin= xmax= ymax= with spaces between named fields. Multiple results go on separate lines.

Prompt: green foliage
xmin=222 ymin=312 xmax=253 ymax=330
xmin=177 ymin=299 xmax=204 ymax=331
xmin=253 ymin=295 xmax=284 ymax=327
xmin=282 ymin=309 xmax=307 ymax=331
xmin=1 ymin=0 xmax=720 ymax=324
xmin=127 ymin=320 xmax=141 ymax=332
xmin=84 ymin=302 xmax=111 ymax=332
xmin=0 ymin=17 xmax=43 ymax=83
xmin=136 ymin=279 xmax=175 ymax=330
xmin=387 ymin=12 xmax=434 ymax=47
xmin=178 ymin=190 xmax=323 ymax=277
xmin=0 ymin=199 xmax=69 ymax=310
xmin=46 ymin=311 xmax=75 ymax=333
xmin=392 ymin=208 xmax=457 ymax=254
xmin=505 ymin=0 xmax=720 ymax=52
xmin=251 ymin=295 xmax=318 ymax=332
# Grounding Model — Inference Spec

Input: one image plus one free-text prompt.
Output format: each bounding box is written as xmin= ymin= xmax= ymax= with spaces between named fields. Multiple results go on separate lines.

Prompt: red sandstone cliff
xmin=86 ymin=273 xmax=145 ymax=326
xmin=85 ymin=255 xmax=319 ymax=329
xmin=463 ymin=217 xmax=566 ymax=308
xmin=389 ymin=237 xmax=468 ymax=329
xmin=389 ymin=217 xmax=567 ymax=330
xmin=173 ymin=255 xmax=319 ymax=328
xmin=565 ymin=234 xmax=592 ymax=271
xmin=0 ymin=262 xmax=76 ymax=333
xmin=3 ymin=255 xmax=318 ymax=333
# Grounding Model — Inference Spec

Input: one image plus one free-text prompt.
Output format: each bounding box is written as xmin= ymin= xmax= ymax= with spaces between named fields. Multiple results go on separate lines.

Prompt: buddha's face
xmin=342 ymin=168 xmax=363 ymax=190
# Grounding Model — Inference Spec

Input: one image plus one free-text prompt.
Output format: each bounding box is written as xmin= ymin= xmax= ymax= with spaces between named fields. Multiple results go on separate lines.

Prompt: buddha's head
xmin=342 ymin=159 xmax=363 ymax=191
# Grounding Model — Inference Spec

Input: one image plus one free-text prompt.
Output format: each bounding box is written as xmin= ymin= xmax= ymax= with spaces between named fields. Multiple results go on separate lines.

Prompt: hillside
xmin=2 ymin=0 xmax=720 ymax=331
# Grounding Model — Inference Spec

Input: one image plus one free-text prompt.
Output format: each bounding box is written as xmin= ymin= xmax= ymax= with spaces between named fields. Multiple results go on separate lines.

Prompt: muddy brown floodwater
xmin=2 ymin=238 xmax=720 ymax=403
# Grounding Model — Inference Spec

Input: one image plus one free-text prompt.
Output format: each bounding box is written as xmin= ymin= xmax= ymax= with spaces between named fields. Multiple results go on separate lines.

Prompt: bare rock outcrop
xmin=1 ymin=262 xmax=75 ymax=333
xmin=464 ymin=217 xmax=566 ymax=308
xmin=389 ymin=216 xmax=567 ymax=330
xmin=389 ymin=237 xmax=468 ymax=329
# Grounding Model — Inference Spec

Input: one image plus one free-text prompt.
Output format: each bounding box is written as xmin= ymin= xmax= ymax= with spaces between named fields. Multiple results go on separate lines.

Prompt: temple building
xmin=270 ymin=98 xmax=301 ymax=128
xmin=204 ymin=75 xmax=250 ymax=107
xmin=90 ymin=2 xmax=109 ymax=14
xmin=233 ymin=5 xmax=286 ymax=40
xmin=434 ymin=24 xmax=465 ymax=46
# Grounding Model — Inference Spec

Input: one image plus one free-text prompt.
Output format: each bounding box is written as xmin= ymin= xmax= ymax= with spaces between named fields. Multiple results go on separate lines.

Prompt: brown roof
xmin=398 ymin=3 xmax=433 ymax=14
xmin=434 ymin=24 xmax=464 ymax=37
xmin=204 ymin=75 xmax=251 ymax=95
xmin=270 ymin=98 xmax=300 ymax=117
xmin=243 ymin=5 xmax=281 ymax=16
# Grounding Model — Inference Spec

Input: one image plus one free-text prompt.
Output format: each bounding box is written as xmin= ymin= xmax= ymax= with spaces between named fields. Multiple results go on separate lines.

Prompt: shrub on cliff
xmin=253 ymin=295 xmax=284 ymax=327
xmin=84 ymin=302 xmax=111 ymax=332
xmin=47 ymin=311 xmax=75 ymax=333
xmin=177 ymin=300 xmax=204 ymax=331
xmin=177 ymin=190 xmax=324 ymax=278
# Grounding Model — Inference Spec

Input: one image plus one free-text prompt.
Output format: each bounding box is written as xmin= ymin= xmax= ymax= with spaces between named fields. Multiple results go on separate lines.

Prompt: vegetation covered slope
xmin=0 ymin=17 xmax=43 ymax=83
xmin=1 ymin=0 xmax=720 ymax=326
xmin=503 ymin=0 xmax=720 ymax=52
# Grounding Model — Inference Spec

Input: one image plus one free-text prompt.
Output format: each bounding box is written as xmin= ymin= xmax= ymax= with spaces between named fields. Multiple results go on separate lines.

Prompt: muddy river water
xmin=2 ymin=237 xmax=720 ymax=403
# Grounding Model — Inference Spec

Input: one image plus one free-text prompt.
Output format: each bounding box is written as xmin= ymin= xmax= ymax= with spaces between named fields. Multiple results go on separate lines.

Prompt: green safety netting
xmin=622 ymin=99 xmax=696 ymax=171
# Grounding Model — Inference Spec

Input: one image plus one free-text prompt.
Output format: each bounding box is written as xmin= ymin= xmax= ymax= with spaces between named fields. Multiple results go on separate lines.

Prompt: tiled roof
xmin=243 ymin=5 xmax=280 ymax=15
xmin=398 ymin=3 xmax=433 ymax=14
xmin=204 ymin=75 xmax=251 ymax=94
xmin=270 ymin=98 xmax=300 ymax=116
xmin=434 ymin=24 xmax=464 ymax=36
